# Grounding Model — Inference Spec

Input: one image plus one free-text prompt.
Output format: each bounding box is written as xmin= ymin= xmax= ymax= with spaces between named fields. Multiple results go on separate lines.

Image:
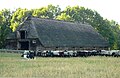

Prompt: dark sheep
xmin=29 ymin=52 xmax=34 ymax=59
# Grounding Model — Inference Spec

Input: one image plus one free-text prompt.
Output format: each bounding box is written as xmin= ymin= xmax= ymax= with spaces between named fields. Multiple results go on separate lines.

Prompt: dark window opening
xmin=20 ymin=31 xmax=26 ymax=39
xmin=20 ymin=41 xmax=29 ymax=50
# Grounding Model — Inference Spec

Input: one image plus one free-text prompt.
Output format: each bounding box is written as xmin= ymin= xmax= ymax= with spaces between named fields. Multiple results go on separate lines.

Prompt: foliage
xmin=56 ymin=13 xmax=72 ymax=21
xmin=0 ymin=9 xmax=11 ymax=48
xmin=32 ymin=4 xmax=61 ymax=19
xmin=10 ymin=8 xmax=31 ymax=31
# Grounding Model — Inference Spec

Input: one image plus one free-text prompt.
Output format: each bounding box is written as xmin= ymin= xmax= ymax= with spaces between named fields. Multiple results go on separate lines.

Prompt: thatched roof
xmin=8 ymin=17 xmax=109 ymax=48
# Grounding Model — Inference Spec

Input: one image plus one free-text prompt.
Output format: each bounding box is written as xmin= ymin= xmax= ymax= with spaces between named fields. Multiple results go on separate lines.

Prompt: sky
xmin=0 ymin=0 xmax=120 ymax=24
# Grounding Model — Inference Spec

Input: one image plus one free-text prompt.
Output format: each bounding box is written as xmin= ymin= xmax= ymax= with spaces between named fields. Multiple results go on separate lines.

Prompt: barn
xmin=6 ymin=17 xmax=109 ymax=51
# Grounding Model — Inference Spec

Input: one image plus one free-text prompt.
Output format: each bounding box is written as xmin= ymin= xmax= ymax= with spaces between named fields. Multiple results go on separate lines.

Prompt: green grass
xmin=0 ymin=53 xmax=120 ymax=78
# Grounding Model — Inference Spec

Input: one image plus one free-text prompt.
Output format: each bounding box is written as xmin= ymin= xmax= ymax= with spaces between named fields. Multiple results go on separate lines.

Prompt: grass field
xmin=0 ymin=53 xmax=120 ymax=78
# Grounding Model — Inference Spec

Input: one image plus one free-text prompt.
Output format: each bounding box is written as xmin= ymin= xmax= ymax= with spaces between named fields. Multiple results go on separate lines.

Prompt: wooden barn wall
xmin=6 ymin=40 xmax=17 ymax=50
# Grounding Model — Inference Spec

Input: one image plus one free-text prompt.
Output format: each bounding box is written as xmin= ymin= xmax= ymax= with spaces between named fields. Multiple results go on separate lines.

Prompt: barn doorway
xmin=20 ymin=41 xmax=29 ymax=50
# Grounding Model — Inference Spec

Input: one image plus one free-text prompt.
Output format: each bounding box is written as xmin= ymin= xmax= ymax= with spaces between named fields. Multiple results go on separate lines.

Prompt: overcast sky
xmin=0 ymin=0 xmax=120 ymax=24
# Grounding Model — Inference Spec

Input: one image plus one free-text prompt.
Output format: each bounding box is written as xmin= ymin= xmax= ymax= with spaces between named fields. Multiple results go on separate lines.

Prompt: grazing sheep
xmin=21 ymin=50 xmax=35 ymax=59
xmin=29 ymin=52 xmax=34 ymax=59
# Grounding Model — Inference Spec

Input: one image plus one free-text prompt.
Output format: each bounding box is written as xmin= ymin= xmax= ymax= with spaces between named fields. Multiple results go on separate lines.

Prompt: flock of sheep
xmin=21 ymin=50 xmax=120 ymax=59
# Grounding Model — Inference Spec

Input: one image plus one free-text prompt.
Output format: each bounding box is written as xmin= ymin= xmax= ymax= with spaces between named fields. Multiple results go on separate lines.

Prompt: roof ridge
xmin=30 ymin=17 xmax=90 ymax=26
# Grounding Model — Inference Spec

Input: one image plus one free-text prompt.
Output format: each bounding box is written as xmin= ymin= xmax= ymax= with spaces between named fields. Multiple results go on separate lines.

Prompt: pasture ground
xmin=0 ymin=53 xmax=120 ymax=78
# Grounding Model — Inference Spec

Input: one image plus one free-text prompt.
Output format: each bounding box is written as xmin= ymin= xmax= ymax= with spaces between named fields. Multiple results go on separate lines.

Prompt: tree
xmin=32 ymin=7 xmax=48 ymax=18
xmin=56 ymin=13 xmax=72 ymax=21
xmin=32 ymin=4 xmax=61 ymax=19
xmin=46 ymin=4 xmax=61 ymax=19
xmin=0 ymin=9 xmax=11 ymax=48
xmin=10 ymin=8 xmax=31 ymax=31
xmin=109 ymin=20 xmax=120 ymax=49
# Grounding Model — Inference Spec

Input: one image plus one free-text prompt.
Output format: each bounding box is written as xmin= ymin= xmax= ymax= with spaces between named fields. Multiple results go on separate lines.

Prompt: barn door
xmin=20 ymin=41 xmax=29 ymax=50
